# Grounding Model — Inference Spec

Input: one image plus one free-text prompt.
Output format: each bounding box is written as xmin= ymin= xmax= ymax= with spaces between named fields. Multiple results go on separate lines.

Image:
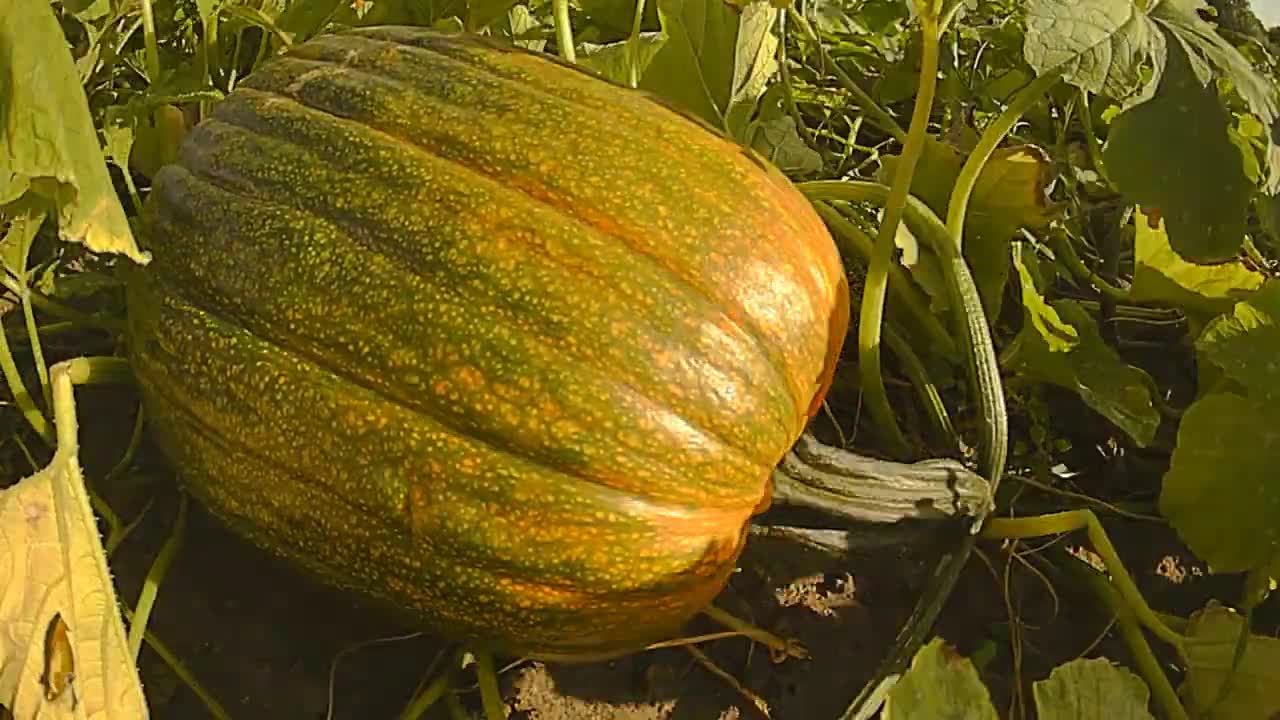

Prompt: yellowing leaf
xmin=0 ymin=0 xmax=149 ymax=265
xmin=0 ymin=362 xmax=148 ymax=719
xmin=1033 ymin=657 xmax=1155 ymax=719
xmin=1129 ymin=215 xmax=1264 ymax=322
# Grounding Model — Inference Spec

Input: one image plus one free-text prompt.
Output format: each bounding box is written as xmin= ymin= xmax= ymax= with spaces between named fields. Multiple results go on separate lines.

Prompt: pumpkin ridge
xmin=131 ymin=286 xmax=751 ymax=602
xmin=139 ymin=252 xmax=769 ymax=516
xmin=219 ymin=81 xmax=799 ymax=416
xmin=173 ymin=111 xmax=790 ymax=473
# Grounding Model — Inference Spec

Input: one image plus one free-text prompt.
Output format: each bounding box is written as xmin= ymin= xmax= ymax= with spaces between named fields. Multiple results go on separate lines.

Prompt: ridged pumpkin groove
xmin=126 ymin=26 xmax=849 ymax=660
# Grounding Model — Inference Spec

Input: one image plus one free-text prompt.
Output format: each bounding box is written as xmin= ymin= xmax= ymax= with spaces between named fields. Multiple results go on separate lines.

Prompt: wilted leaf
xmin=882 ymin=638 xmax=999 ymax=719
xmin=0 ymin=364 xmax=149 ymax=719
xmin=1160 ymin=391 xmax=1280 ymax=576
xmin=881 ymin=138 xmax=1056 ymax=319
xmin=1103 ymin=40 xmax=1251 ymax=264
xmin=1007 ymin=299 xmax=1159 ymax=446
xmin=1128 ymin=215 xmax=1263 ymax=322
xmin=1033 ymin=657 xmax=1154 ymax=719
xmin=1182 ymin=603 xmax=1280 ymax=718
xmin=0 ymin=0 xmax=149 ymax=264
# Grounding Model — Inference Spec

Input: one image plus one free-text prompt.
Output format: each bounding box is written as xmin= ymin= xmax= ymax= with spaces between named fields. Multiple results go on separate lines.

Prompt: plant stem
xmin=810 ymin=200 xmax=956 ymax=357
xmin=982 ymin=510 xmax=1186 ymax=654
xmin=474 ymin=650 xmax=506 ymax=720
xmin=625 ymin=0 xmax=646 ymax=87
xmin=129 ymin=493 xmax=188 ymax=659
xmin=853 ymin=12 xmax=944 ymax=459
xmin=945 ymin=69 xmax=1061 ymax=251
xmin=1045 ymin=228 xmax=1131 ymax=302
xmin=123 ymin=607 xmax=233 ymax=720
xmin=553 ymin=0 xmax=576 ymax=63
xmin=787 ymin=7 xmax=906 ymax=143
xmin=138 ymin=0 xmax=162 ymax=81
xmin=771 ymin=432 xmax=991 ymax=524
xmin=1054 ymin=549 xmax=1189 ymax=720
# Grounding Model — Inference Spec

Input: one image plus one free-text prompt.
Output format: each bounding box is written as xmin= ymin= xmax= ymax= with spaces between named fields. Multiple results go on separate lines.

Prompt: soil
xmin=4 ymin=371 xmax=1270 ymax=720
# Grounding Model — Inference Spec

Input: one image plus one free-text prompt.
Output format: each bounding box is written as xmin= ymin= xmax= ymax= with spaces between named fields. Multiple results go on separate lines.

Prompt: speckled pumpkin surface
xmin=126 ymin=26 xmax=848 ymax=660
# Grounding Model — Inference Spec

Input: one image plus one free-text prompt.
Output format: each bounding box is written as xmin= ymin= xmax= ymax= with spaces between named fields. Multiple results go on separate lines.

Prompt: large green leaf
xmin=639 ymin=0 xmax=778 ymax=138
xmin=1023 ymin=0 xmax=1167 ymax=105
xmin=0 ymin=0 xmax=148 ymax=264
xmin=1007 ymin=299 xmax=1160 ymax=446
xmin=1182 ymin=603 xmax=1280 ymax=718
xmin=579 ymin=33 xmax=668 ymax=86
xmin=1160 ymin=391 xmax=1280 ymax=576
xmin=1128 ymin=214 xmax=1264 ymax=323
xmin=882 ymin=638 xmax=999 ymax=719
xmin=1026 ymin=0 xmax=1280 ymax=195
xmin=1103 ymin=39 xmax=1251 ymax=263
xmin=1033 ymin=658 xmax=1154 ymax=720
xmin=1196 ymin=278 xmax=1280 ymax=403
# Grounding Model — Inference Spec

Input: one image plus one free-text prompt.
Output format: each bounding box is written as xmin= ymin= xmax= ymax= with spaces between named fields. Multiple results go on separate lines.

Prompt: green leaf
xmin=1023 ymin=0 xmax=1167 ymax=104
xmin=1013 ymin=244 xmax=1078 ymax=354
xmin=1196 ymin=278 xmax=1280 ymax=403
xmin=744 ymin=84 xmax=822 ymax=176
xmin=640 ymin=0 xmax=779 ymax=134
xmin=641 ymin=0 xmax=740 ymax=126
xmin=1128 ymin=214 xmax=1264 ymax=322
xmin=579 ymin=33 xmax=668 ymax=86
xmin=1026 ymin=0 xmax=1280 ymax=194
xmin=1150 ymin=0 xmax=1280 ymax=193
xmin=1103 ymin=39 xmax=1251 ymax=264
xmin=1160 ymin=391 xmax=1280 ymax=575
xmin=723 ymin=0 xmax=778 ymax=141
xmin=882 ymin=638 xmax=999 ymax=719
xmin=1182 ymin=603 xmax=1280 ymax=718
xmin=0 ymin=0 xmax=149 ymax=264
xmin=578 ymin=0 xmax=660 ymax=37
xmin=1008 ymin=299 xmax=1159 ymax=446
xmin=1033 ymin=657 xmax=1155 ymax=719
xmin=467 ymin=0 xmax=522 ymax=31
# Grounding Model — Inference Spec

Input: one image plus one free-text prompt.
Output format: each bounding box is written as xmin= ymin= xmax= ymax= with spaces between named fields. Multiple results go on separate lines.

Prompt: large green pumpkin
xmin=126 ymin=26 xmax=849 ymax=660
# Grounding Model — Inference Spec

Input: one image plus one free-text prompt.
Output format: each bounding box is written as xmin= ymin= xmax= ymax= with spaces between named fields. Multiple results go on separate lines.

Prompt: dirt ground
xmin=6 ymin=380 xmax=1267 ymax=720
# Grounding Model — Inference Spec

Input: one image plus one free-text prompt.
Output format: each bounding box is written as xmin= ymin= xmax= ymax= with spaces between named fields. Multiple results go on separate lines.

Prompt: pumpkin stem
xmin=769 ymin=432 xmax=993 ymax=526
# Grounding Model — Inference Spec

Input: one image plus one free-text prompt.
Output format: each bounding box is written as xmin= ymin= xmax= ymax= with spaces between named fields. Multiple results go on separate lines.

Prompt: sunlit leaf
xmin=1181 ymin=603 xmax=1280 ymax=718
xmin=1013 ymin=244 xmax=1078 ymax=354
xmin=0 ymin=365 xmax=149 ymax=719
xmin=1160 ymin=391 xmax=1280 ymax=575
xmin=1128 ymin=215 xmax=1263 ymax=322
xmin=1033 ymin=657 xmax=1155 ymax=719
xmin=640 ymin=0 xmax=779 ymax=135
xmin=0 ymin=0 xmax=149 ymax=264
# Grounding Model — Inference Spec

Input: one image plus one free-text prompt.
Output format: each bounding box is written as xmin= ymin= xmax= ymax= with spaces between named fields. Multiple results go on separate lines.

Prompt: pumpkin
xmin=126 ymin=26 xmax=849 ymax=660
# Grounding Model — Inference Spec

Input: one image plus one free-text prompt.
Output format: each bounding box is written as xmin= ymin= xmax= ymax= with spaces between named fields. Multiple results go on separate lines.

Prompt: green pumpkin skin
xmin=126 ymin=26 xmax=848 ymax=660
